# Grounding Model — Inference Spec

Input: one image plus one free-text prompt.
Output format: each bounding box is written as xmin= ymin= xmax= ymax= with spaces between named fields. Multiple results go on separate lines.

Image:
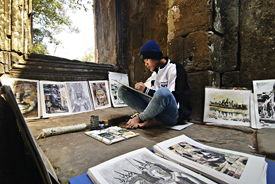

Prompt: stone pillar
xmin=0 ymin=0 xmax=32 ymax=76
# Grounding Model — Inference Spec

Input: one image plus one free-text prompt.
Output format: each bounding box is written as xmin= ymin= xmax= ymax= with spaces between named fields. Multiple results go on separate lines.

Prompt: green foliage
xmin=31 ymin=43 xmax=49 ymax=54
xmin=75 ymin=48 xmax=95 ymax=62
xmin=31 ymin=0 xmax=93 ymax=54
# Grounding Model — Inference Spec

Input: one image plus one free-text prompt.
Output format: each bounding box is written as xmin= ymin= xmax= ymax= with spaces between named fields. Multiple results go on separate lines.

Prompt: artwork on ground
xmin=168 ymin=141 xmax=248 ymax=179
xmin=204 ymin=88 xmax=252 ymax=127
xmin=40 ymin=81 xmax=71 ymax=118
xmin=88 ymin=148 xmax=215 ymax=184
xmin=65 ymin=81 xmax=94 ymax=114
xmin=88 ymin=80 xmax=111 ymax=110
xmin=108 ymin=72 xmax=128 ymax=107
xmin=1 ymin=78 xmax=40 ymax=119
xmin=253 ymin=79 xmax=275 ymax=128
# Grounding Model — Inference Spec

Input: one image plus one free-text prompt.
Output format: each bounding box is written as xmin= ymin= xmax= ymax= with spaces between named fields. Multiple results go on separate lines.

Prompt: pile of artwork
xmin=0 ymin=72 xmax=129 ymax=119
xmin=87 ymin=135 xmax=267 ymax=184
xmin=203 ymin=79 xmax=275 ymax=129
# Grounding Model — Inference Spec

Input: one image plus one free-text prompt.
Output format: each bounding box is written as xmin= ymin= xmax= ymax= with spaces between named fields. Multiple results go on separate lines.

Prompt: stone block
xmin=214 ymin=0 xmax=239 ymax=34
xmin=168 ymin=0 xmax=212 ymax=41
xmin=167 ymin=37 xmax=184 ymax=63
xmin=188 ymin=71 xmax=220 ymax=122
xmin=239 ymin=0 xmax=275 ymax=89
xmin=133 ymin=53 xmax=151 ymax=86
xmin=183 ymin=31 xmax=212 ymax=72
xmin=257 ymin=128 xmax=275 ymax=159
xmin=142 ymin=1 xmax=168 ymax=51
xmin=130 ymin=22 xmax=144 ymax=50
xmin=222 ymin=71 xmax=240 ymax=87
xmin=210 ymin=32 xmax=238 ymax=73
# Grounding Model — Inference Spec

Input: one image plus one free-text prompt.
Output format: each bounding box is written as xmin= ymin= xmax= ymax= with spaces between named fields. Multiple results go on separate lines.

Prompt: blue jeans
xmin=118 ymin=86 xmax=179 ymax=126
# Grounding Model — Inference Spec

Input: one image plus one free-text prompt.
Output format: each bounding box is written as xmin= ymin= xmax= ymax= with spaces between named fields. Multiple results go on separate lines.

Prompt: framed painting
xmin=65 ymin=81 xmax=94 ymax=114
xmin=40 ymin=81 xmax=71 ymax=118
xmin=108 ymin=72 xmax=129 ymax=107
xmin=203 ymin=87 xmax=252 ymax=127
xmin=1 ymin=77 xmax=40 ymax=119
xmin=88 ymin=80 xmax=111 ymax=110
xmin=253 ymin=79 xmax=275 ymax=128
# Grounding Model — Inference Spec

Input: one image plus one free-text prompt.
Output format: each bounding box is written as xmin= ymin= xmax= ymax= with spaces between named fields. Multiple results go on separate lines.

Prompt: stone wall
xmin=0 ymin=0 xmax=32 ymax=75
xmin=94 ymin=0 xmax=275 ymax=122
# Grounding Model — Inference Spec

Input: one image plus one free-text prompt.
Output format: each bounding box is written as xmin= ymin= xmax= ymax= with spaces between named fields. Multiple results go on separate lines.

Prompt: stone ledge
xmin=257 ymin=128 xmax=275 ymax=159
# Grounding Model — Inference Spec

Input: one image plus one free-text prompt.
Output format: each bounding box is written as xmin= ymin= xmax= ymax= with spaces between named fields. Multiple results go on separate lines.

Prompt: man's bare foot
xmin=126 ymin=115 xmax=163 ymax=129
xmin=126 ymin=114 xmax=141 ymax=129
xmin=139 ymin=116 xmax=163 ymax=128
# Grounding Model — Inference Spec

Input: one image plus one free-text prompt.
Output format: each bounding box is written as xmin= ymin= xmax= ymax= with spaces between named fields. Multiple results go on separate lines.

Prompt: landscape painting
xmin=253 ymin=79 xmax=275 ymax=128
xmin=88 ymin=80 xmax=111 ymax=110
xmin=108 ymin=72 xmax=129 ymax=107
xmin=204 ymin=88 xmax=252 ymax=127
xmin=65 ymin=81 xmax=94 ymax=114
xmin=1 ymin=78 xmax=40 ymax=119
xmin=40 ymin=81 xmax=71 ymax=118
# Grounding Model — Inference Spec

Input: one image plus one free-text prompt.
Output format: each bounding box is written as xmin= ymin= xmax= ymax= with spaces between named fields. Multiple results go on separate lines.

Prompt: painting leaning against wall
xmin=40 ymin=81 xmax=71 ymax=118
xmin=88 ymin=80 xmax=111 ymax=110
xmin=65 ymin=81 xmax=94 ymax=114
xmin=1 ymin=78 xmax=41 ymax=119
xmin=253 ymin=79 xmax=275 ymax=128
xmin=108 ymin=72 xmax=129 ymax=107
xmin=203 ymin=88 xmax=252 ymax=127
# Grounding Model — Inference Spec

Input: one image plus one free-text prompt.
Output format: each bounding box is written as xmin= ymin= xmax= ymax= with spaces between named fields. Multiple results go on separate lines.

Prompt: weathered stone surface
xmin=167 ymin=37 xmax=185 ymax=63
xmin=183 ymin=31 xmax=212 ymax=72
xmin=257 ymin=128 xmax=275 ymax=159
xmin=94 ymin=0 xmax=117 ymax=65
xmin=11 ymin=0 xmax=24 ymax=54
xmin=167 ymin=0 xmax=212 ymax=41
xmin=210 ymin=32 xmax=238 ymax=73
xmin=132 ymin=52 xmax=152 ymax=86
xmin=239 ymin=0 xmax=275 ymax=89
xmin=214 ymin=0 xmax=239 ymax=34
xmin=0 ymin=0 xmax=12 ymax=52
xmin=188 ymin=71 xmax=220 ymax=122
xmin=183 ymin=124 xmax=256 ymax=154
xmin=142 ymin=1 xmax=167 ymax=50
xmin=222 ymin=71 xmax=240 ymax=87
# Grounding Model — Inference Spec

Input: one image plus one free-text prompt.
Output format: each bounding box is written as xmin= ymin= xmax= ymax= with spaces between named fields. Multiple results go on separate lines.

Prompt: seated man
xmin=118 ymin=40 xmax=192 ymax=129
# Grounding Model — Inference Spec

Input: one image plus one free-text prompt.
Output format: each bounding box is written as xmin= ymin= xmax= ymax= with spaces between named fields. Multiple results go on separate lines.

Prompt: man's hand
xmin=135 ymin=82 xmax=146 ymax=92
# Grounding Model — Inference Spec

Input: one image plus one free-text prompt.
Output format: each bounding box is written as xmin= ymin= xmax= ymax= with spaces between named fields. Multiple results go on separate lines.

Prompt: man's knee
xmin=154 ymin=87 xmax=172 ymax=99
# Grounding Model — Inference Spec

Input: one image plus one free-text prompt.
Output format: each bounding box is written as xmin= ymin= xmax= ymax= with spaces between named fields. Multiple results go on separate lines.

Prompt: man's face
xmin=144 ymin=59 xmax=158 ymax=72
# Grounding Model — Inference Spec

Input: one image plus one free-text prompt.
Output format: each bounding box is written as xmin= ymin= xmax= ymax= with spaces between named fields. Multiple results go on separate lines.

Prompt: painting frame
xmin=88 ymin=80 xmax=111 ymax=110
xmin=65 ymin=81 xmax=94 ymax=114
xmin=1 ymin=77 xmax=41 ymax=120
xmin=203 ymin=87 xmax=252 ymax=127
xmin=253 ymin=79 xmax=275 ymax=128
xmin=40 ymin=81 xmax=71 ymax=118
xmin=108 ymin=72 xmax=129 ymax=107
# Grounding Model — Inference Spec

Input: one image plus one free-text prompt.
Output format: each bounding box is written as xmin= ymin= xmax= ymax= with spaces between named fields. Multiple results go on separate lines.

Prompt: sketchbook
xmin=87 ymin=147 xmax=217 ymax=184
xmin=85 ymin=126 xmax=139 ymax=145
xmin=153 ymin=134 xmax=267 ymax=184
xmin=112 ymin=79 xmax=152 ymax=99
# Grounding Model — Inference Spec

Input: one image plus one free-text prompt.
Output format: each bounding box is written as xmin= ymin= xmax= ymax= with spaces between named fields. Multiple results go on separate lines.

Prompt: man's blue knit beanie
xmin=140 ymin=40 xmax=163 ymax=62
